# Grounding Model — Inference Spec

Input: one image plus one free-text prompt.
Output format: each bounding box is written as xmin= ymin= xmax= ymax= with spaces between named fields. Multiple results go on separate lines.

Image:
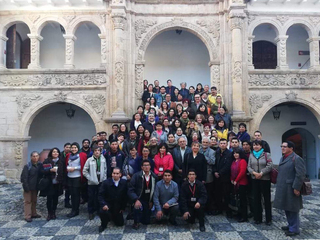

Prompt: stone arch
xmin=283 ymin=19 xmax=315 ymax=37
xmin=251 ymin=98 xmax=320 ymax=132
xmin=1 ymin=17 xmax=32 ymax=36
xmin=21 ymin=98 xmax=101 ymax=137
xmin=36 ymin=16 xmax=68 ymax=35
xmin=137 ymin=19 xmax=218 ymax=62
xmin=249 ymin=19 xmax=281 ymax=37
xmin=70 ymin=17 xmax=105 ymax=35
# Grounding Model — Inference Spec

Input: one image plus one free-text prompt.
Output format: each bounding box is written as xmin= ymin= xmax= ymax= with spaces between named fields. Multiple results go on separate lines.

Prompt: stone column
xmin=135 ymin=62 xmax=145 ymax=101
xmin=248 ymin=35 xmax=255 ymax=70
xmin=98 ymin=34 xmax=107 ymax=68
xmin=63 ymin=34 xmax=77 ymax=69
xmin=0 ymin=35 xmax=8 ymax=70
xmin=307 ymin=37 xmax=320 ymax=70
xmin=209 ymin=62 xmax=220 ymax=90
xmin=275 ymin=35 xmax=289 ymax=70
xmin=230 ymin=17 xmax=245 ymax=116
xmin=27 ymin=34 xmax=43 ymax=69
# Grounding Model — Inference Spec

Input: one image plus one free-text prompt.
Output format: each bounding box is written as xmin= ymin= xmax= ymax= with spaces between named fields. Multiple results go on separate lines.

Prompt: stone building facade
xmin=0 ymin=0 xmax=320 ymax=181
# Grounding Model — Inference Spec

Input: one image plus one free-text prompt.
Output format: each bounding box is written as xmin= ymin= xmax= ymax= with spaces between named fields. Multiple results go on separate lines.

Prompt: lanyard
xmin=145 ymin=176 xmax=150 ymax=189
xmin=189 ymin=184 xmax=196 ymax=197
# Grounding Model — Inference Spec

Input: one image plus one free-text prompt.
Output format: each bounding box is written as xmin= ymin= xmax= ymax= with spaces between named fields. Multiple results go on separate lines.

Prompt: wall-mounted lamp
xmin=272 ymin=107 xmax=281 ymax=120
xmin=66 ymin=104 xmax=75 ymax=119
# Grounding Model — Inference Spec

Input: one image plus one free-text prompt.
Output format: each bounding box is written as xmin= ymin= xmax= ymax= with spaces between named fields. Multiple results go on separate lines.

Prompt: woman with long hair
xmin=137 ymin=129 xmax=151 ymax=156
xmin=158 ymin=101 xmax=169 ymax=120
xmin=215 ymin=119 xmax=228 ymax=140
xmin=40 ymin=147 xmax=64 ymax=221
xmin=130 ymin=113 xmax=142 ymax=131
xmin=149 ymin=96 xmax=159 ymax=114
xmin=136 ymin=124 xmax=145 ymax=139
xmin=196 ymin=103 xmax=209 ymax=120
xmin=186 ymin=120 xmax=201 ymax=144
xmin=195 ymin=83 xmax=204 ymax=94
xmin=166 ymin=133 xmax=178 ymax=155
xmin=176 ymin=103 xmax=184 ymax=119
xmin=166 ymin=108 xmax=176 ymax=125
xmin=171 ymin=118 xmax=184 ymax=135
xmin=119 ymin=123 xmax=129 ymax=139
xmin=195 ymin=114 xmax=205 ymax=133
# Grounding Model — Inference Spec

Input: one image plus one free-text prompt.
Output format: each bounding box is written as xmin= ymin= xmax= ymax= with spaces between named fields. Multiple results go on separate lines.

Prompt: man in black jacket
xmin=254 ymin=130 xmax=271 ymax=153
xmin=212 ymin=138 xmax=233 ymax=217
xmin=104 ymin=140 xmax=126 ymax=178
xmin=128 ymin=160 xmax=158 ymax=229
xmin=180 ymin=169 xmax=207 ymax=232
xmin=98 ymin=168 xmax=127 ymax=232
xmin=122 ymin=129 xmax=139 ymax=156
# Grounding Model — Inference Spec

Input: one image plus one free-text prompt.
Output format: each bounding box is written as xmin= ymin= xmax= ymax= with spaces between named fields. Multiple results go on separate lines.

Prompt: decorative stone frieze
xmin=276 ymin=15 xmax=289 ymax=25
xmin=16 ymin=94 xmax=43 ymax=120
xmin=285 ymin=90 xmax=298 ymax=101
xmin=115 ymin=61 xmax=124 ymax=84
xmin=63 ymin=15 xmax=76 ymax=24
xmin=83 ymin=94 xmax=106 ymax=118
xmin=63 ymin=34 xmax=77 ymax=69
xmin=313 ymin=95 xmax=320 ymax=102
xmin=54 ymin=91 xmax=67 ymax=101
xmin=248 ymin=73 xmax=320 ymax=87
xmin=248 ymin=36 xmax=254 ymax=70
xmin=99 ymin=34 xmax=107 ymax=67
xmin=309 ymin=17 xmax=320 ymax=26
xmin=249 ymin=94 xmax=272 ymax=116
xmin=14 ymin=142 xmax=23 ymax=166
xmin=0 ymin=73 xmax=107 ymax=87
xmin=229 ymin=17 xmax=243 ymax=30
xmin=135 ymin=19 xmax=157 ymax=46
xmin=232 ymin=0 xmax=244 ymax=3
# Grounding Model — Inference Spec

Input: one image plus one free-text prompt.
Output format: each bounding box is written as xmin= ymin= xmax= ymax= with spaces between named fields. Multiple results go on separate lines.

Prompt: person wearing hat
xmin=65 ymin=142 xmax=88 ymax=218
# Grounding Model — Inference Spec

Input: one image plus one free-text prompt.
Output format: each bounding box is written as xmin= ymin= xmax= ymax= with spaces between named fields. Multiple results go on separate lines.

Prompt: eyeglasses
xmin=280 ymin=146 xmax=288 ymax=148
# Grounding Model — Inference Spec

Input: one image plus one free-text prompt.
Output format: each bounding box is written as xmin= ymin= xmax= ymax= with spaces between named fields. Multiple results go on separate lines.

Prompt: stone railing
xmin=248 ymin=70 xmax=320 ymax=89
xmin=0 ymin=69 xmax=108 ymax=89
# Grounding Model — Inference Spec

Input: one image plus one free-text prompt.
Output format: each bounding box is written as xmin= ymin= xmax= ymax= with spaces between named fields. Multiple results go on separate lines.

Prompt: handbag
xmin=292 ymin=155 xmax=312 ymax=196
xmin=265 ymin=153 xmax=278 ymax=184
xmin=38 ymin=176 xmax=50 ymax=191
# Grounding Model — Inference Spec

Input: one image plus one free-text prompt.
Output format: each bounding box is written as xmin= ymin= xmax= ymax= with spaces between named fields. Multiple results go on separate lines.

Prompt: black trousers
xmin=81 ymin=182 xmax=88 ymax=202
xmin=238 ymin=185 xmax=248 ymax=220
xmin=186 ymin=206 xmax=205 ymax=227
xmin=162 ymin=205 xmax=179 ymax=221
xmin=252 ymin=179 xmax=272 ymax=222
xmin=46 ymin=184 xmax=60 ymax=212
xmin=133 ymin=200 xmax=151 ymax=225
xmin=64 ymin=186 xmax=70 ymax=204
xmin=100 ymin=204 xmax=124 ymax=227
xmin=246 ymin=176 xmax=254 ymax=214
xmin=213 ymin=178 xmax=231 ymax=213
xmin=205 ymin=181 xmax=214 ymax=211
xmin=88 ymin=184 xmax=100 ymax=214
xmin=68 ymin=177 xmax=81 ymax=213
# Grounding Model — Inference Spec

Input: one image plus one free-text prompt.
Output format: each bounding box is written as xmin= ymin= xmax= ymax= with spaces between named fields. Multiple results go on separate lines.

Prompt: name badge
xmin=159 ymin=167 xmax=164 ymax=172
xmin=191 ymin=197 xmax=197 ymax=202
xmin=145 ymin=189 xmax=151 ymax=194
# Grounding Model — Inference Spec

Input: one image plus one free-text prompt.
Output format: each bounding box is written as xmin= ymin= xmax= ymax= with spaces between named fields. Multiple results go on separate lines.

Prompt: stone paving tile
xmin=145 ymin=232 xmax=170 ymax=240
xmin=215 ymin=231 xmax=243 ymax=240
xmin=33 ymin=226 xmax=61 ymax=236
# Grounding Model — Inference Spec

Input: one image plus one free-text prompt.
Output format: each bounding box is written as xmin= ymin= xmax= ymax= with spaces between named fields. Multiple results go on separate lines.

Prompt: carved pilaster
xmin=63 ymin=34 xmax=77 ymax=69
xmin=0 ymin=35 xmax=8 ymax=69
xmin=209 ymin=63 xmax=220 ymax=90
xmin=307 ymin=37 xmax=320 ymax=70
xmin=275 ymin=35 xmax=289 ymax=70
xmin=14 ymin=142 xmax=23 ymax=166
xmin=27 ymin=34 xmax=43 ymax=69
xmin=135 ymin=63 xmax=145 ymax=99
xmin=98 ymin=34 xmax=107 ymax=68
xmin=248 ymin=35 xmax=255 ymax=70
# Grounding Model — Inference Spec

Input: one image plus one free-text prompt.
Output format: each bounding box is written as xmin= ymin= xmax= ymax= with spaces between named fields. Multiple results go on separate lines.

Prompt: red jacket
xmin=65 ymin=152 xmax=88 ymax=182
xmin=154 ymin=152 xmax=174 ymax=176
xmin=231 ymin=159 xmax=248 ymax=186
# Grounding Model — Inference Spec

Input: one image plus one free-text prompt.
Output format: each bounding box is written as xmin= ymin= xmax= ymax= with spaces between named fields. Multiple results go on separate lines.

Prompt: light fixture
xmin=66 ymin=104 xmax=75 ymax=119
xmin=272 ymin=107 xmax=281 ymax=120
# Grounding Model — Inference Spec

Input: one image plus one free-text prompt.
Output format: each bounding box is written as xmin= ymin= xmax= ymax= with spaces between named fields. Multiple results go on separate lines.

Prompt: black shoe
xmin=199 ymin=226 xmax=206 ymax=232
xmin=226 ymin=213 xmax=233 ymax=219
xmin=207 ymin=211 xmax=214 ymax=215
xmin=31 ymin=214 xmax=41 ymax=218
xmin=126 ymin=212 xmax=133 ymax=220
xmin=25 ymin=218 xmax=32 ymax=222
xmin=98 ymin=225 xmax=106 ymax=233
xmin=238 ymin=218 xmax=248 ymax=223
xmin=212 ymin=210 xmax=222 ymax=216
xmin=281 ymin=226 xmax=289 ymax=231
xmin=65 ymin=203 xmax=72 ymax=208
xmin=132 ymin=223 xmax=140 ymax=230
xmin=67 ymin=211 xmax=79 ymax=218
xmin=285 ymin=231 xmax=300 ymax=237
xmin=89 ymin=214 xmax=94 ymax=220
xmin=247 ymin=212 xmax=254 ymax=218
xmin=169 ymin=219 xmax=178 ymax=226
xmin=265 ymin=221 xmax=272 ymax=226
xmin=254 ymin=220 xmax=262 ymax=224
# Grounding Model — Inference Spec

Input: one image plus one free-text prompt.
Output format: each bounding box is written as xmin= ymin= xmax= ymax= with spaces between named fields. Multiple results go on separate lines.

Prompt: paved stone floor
xmin=0 ymin=181 xmax=320 ymax=240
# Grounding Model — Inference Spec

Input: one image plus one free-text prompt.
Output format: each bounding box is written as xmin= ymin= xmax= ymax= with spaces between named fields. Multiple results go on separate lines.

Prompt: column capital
xmin=248 ymin=35 xmax=255 ymax=40
xmin=111 ymin=12 xmax=127 ymax=30
xmin=229 ymin=17 xmax=243 ymax=30
xmin=208 ymin=61 xmax=220 ymax=67
xmin=27 ymin=34 xmax=43 ymax=41
xmin=274 ymin=35 xmax=288 ymax=42
xmin=98 ymin=34 xmax=106 ymax=39
xmin=135 ymin=61 xmax=145 ymax=66
xmin=306 ymin=37 xmax=320 ymax=43
xmin=63 ymin=34 xmax=77 ymax=41
xmin=0 ymin=35 xmax=8 ymax=41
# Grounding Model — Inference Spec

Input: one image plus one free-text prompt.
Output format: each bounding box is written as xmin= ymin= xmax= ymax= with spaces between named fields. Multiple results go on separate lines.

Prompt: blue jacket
xmin=237 ymin=131 xmax=251 ymax=143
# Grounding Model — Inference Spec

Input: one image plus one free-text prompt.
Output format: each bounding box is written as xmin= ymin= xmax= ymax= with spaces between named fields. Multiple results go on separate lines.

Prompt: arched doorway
xmin=259 ymin=102 xmax=320 ymax=179
xmin=282 ymin=128 xmax=317 ymax=179
xmin=28 ymin=103 xmax=96 ymax=159
xmin=144 ymin=30 xmax=210 ymax=87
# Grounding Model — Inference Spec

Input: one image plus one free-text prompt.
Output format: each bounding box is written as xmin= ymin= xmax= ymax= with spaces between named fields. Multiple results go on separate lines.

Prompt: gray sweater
xmin=153 ymin=180 xmax=179 ymax=212
xmin=247 ymin=151 xmax=272 ymax=180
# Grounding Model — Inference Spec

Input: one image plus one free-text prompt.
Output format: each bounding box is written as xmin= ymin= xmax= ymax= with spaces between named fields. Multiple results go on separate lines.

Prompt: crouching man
xmin=98 ymin=167 xmax=127 ymax=233
xmin=153 ymin=170 xmax=179 ymax=225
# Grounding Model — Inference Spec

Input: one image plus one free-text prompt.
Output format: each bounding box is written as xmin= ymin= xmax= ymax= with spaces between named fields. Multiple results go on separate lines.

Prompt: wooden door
xmin=6 ymin=24 xmax=16 ymax=69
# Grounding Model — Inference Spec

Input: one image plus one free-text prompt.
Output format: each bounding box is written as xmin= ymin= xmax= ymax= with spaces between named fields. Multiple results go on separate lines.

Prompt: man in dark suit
xmin=165 ymin=79 xmax=176 ymax=98
xmin=98 ymin=168 xmax=127 ymax=232
xmin=172 ymin=137 xmax=192 ymax=186
xmin=165 ymin=94 xmax=176 ymax=109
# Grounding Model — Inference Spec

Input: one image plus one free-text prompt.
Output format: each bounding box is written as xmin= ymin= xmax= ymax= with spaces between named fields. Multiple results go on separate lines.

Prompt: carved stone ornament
xmin=100 ymin=13 xmax=107 ymax=24
xmin=16 ymin=94 xmax=42 ymax=120
xmin=232 ymin=61 xmax=242 ymax=83
xmin=248 ymin=73 xmax=320 ymax=87
xmin=210 ymin=65 xmax=220 ymax=89
xmin=14 ymin=142 xmax=23 ymax=166
xmin=112 ymin=0 xmax=124 ymax=3
xmin=63 ymin=15 xmax=76 ymax=23
xmin=83 ymin=94 xmax=106 ymax=118
xmin=232 ymin=0 xmax=244 ymax=3
xmin=229 ymin=18 xmax=243 ymax=30
xmin=115 ymin=61 xmax=124 ymax=83
xmin=101 ymin=39 xmax=107 ymax=61
xmin=276 ymin=15 xmax=289 ymax=25
xmin=111 ymin=13 xmax=127 ymax=30
xmin=135 ymin=64 xmax=144 ymax=98
xmin=249 ymin=94 xmax=272 ymax=116
xmin=309 ymin=17 xmax=320 ymax=26
xmin=313 ymin=95 xmax=320 ymax=102
xmin=29 ymin=15 xmax=40 ymax=24
xmin=54 ymin=91 xmax=67 ymax=101
xmin=247 ymin=15 xmax=256 ymax=25
xmin=65 ymin=38 xmax=73 ymax=61
xmin=0 ymin=73 xmax=107 ymax=87
xmin=285 ymin=90 xmax=298 ymax=101
xmin=196 ymin=19 xmax=220 ymax=54
xmin=135 ymin=19 xmax=157 ymax=46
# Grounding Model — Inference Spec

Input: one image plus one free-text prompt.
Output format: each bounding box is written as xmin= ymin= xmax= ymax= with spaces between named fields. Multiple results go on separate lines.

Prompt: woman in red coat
xmin=154 ymin=143 xmax=174 ymax=179
xmin=230 ymin=148 xmax=248 ymax=222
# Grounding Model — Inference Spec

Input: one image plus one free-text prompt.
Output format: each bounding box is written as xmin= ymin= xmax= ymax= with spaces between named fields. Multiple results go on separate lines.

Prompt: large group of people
xmin=20 ymin=79 xmax=306 ymax=236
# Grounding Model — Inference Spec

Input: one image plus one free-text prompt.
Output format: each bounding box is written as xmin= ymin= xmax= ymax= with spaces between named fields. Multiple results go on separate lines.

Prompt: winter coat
xmin=199 ymin=147 xmax=216 ymax=183
xmin=151 ymin=131 xmax=168 ymax=144
xmin=20 ymin=162 xmax=42 ymax=192
xmin=230 ymin=159 xmax=248 ymax=186
xmin=180 ymin=180 xmax=207 ymax=213
xmin=154 ymin=152 xmax=174 ymax=177
xmin=65 ymin=152 xmax=88 ymax=182
xmin=247 ymin=152 xmax=272 ymax=180
xmin=273 ymin=152 xmax=306 ymax=212
xmin=212 ymin=148 xmax=232 ymax=182
xmin=183 ymin=152 xmax=207 ymax=182
xmin=98 ymin=178 xmax=127 ymax=210
xmin=83 ymin=155 xmax=107 ymax=185
xmin=104 ymin=150 xmax=126 ymax=178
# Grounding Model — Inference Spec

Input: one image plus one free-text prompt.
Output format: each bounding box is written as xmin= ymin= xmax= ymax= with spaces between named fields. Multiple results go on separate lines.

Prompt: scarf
xmin=253 ymin=149 xmax=264 ymax=159
xmin=93 ymin=155 xmax=101 ymax=172
xmin=52 ymin=158 xmax=59 ymax=166
xmin=166 ymin=141 xmax=177 ymax=150
xmin=69 ymin=154 xmax=79 ymax=161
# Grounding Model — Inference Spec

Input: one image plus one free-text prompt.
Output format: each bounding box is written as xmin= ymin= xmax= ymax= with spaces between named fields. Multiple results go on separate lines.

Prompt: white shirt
xmin=113 ymin=179 xmax=120 ymax=187
xmin=143 ymin=171 xmax=150 ymax=181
